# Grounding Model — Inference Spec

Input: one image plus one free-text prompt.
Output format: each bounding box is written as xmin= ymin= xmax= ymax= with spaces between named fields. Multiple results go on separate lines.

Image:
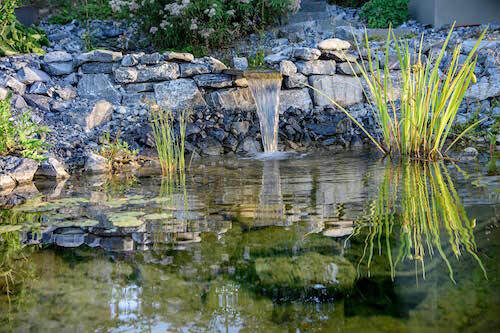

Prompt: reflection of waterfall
xmin=245 ymin=72 xmax=282 ymax=152
xmin=255 ymin=160 xmax=285 ymax=227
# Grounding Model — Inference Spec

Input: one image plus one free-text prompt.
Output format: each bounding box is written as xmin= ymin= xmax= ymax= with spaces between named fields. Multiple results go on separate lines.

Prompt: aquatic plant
xmin=308 ymin=25 xmax=486 ymax=160
xmin=98 ymin=132 xmax=138 ymax=172
xmin=151 ymin=108 xmax=187 ymax=177
xmin=350 ymin=162 xmax=486 ymax=282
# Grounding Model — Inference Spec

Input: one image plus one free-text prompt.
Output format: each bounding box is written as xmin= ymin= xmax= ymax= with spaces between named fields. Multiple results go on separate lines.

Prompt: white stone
xmin=318 ymin=38 xmax=351 ymax=51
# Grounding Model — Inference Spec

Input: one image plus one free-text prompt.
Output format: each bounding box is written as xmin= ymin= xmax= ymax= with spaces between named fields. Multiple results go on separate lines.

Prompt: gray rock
xmin=81 ymin=62 xmax=114 ymax=74
xmin=0 ymin=174 xmax=15 ymax=190
xmin=42 ymin=61 xmax=74 ymax=76
xmin=231 ymin=121 xmax=250 ymax=137
xmin=6 ymin=76 xmax=26 ymax=95
xmin=114 ymin=66 xmax=138 ymax=83
xmin=122 ymin=92 xmax=156 ymax=106
xmin=4 ymin=158 xmax=39 ymax=184
xmin=43 ymin=51 xmax=72 ymax=63
xmin=284 ymin=73 xmax=308 ymax=88
xmin=121 ymin=54 xmax=139 ymax=67
xmin=164 ymin=51 xmax=195 ymax=62
xmin=462 ymin=39 xmax=500 ymax=53
xmin=24 ymin=94 xmax=52 ymax=112
xmin=154 ymin=78 xmax=206 ymax=112
xmin=279 ymin=89 xmax=313 ymax=114
xmin=264 ymin=50 xmax=291 ymax=65
xmin=139 ymin=52 xmax=161 ymax=64
xmin=234 ymin=77 xmax=248 ymax=87
xmin=203 ymin=57 xmax=227 ymax=73
xmin=84 ymin=152 xmax=109 ymax=174
xmin=180 ymin=62 xmax=211 ymax=77
xmin=309 ymin=75 xmax=363 ymax=107
xmin=0 ymin=87 xmax=8 ymax=100
xmin=17 ymin=67 xmax=50 ymax=84
xmin=51 ymin=100 xmax=71 ymax=112
xmin=54 ymin=231 xmax=85 ymax=248
xmin=63 ymin=73 xmax=78 ymax=86
xmin=280 ymin=60 xmax=297 ymax=76
xmin=75 ymin=49 xmax=123 ymax=65
xmin=292 ymin=47 xmax=321 ymax=60
xmin=465 ymin=72 xmax=500 ymax=101
xmin=237 ymin=136 xmax=262 ymax=155
xmin=12 ymin=95 xmax=28 ymax=109
xmin=29 ymin=82 xmax=48 ymax=95
xmin=55 ymin=86 xmax=77 ymax=100
xmin=318 ymin=38 xmax=351 ymax=51
xmin=233 ymin=57 xmax=248 ymax=71
xmin=125 ymin=82 xmax=154 ymax=93
xmin=199 ymin=137 xmax=224 ymax=156
xmin=334 ymin=26 xmax=363 ymax=43
xmin=296 ymin=60 xmax=336 ymax=75
xmin=86 ymin=100 xmax=113 ymax=132
xmin=337 ymin=62 xmax=361 ymax=75
xmin=35 ymin=157 xmax=69 ymax=179
xmin=206 ymin=88 xmax=255 ymax=112
xmin=136 ymin=63 xmax=180 ymax=82
xmin=193 ymin=74 xmax=233 ymax=88
xmin=322 ymin=51 xmax=357 ymax=62
xmin=77 ymin=74 xmax=122 ymax=104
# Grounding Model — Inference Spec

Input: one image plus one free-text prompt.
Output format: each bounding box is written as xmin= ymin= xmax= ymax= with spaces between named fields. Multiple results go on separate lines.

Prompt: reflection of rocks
xmin=253 ymin=252 xmax=356 ymax=300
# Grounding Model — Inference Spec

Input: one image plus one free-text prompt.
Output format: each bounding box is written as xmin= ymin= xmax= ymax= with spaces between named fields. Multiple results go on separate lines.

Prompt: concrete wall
xmin=409 ymin=0 xmax=500 ymax=28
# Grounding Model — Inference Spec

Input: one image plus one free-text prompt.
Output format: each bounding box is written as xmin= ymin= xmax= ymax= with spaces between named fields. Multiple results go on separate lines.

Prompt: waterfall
xmin=245 ymin=71 xmax=282 ymax=153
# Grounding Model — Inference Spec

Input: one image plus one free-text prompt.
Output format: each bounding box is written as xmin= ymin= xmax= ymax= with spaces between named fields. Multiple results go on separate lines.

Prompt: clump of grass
xmin=487 ymin=132 xmax=498 ymax=175
xmin=0 ymin=96 xmax=49 ymax=161
xmin=307 ymin=25 xmax=487 ymax=160
xmin=98 ymin=132 xmax=138 ymax=172
xmin=150 ymin=108 xmax=187 ymax=177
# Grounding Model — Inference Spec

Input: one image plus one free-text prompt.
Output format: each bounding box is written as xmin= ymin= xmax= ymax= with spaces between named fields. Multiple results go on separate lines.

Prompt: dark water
xmin=1 ymin=152 xmax=499 ymax=332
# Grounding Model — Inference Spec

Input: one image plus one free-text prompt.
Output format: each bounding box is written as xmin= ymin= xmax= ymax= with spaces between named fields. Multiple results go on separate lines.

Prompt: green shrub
xmin=0 ymin=96 xmax=49 ymax=161
xmin=98 ymin=132 xmax=138 ymax=171
xmin=360 ymin=0 xmax=408 ymax=28
xmin=113 ymin=0 xmax=293 ymax=51
xmin=47 ymin=0 xmax=123 ymax=24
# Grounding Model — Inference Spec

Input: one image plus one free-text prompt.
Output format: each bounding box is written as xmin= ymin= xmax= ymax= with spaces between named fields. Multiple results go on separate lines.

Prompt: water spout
xmin=245 ymin=71 xmax=282 ymax=153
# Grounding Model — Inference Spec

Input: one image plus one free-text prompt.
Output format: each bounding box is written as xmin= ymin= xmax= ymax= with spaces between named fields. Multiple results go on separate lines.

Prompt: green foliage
xmin=0 ymin=97 xmax=49 ymax=161
xmin=360 ymin=0 xmax=409 ymax=28
xmin=48 ymin=0 xmax=122 ymax=24
xmin=307 ymin=25 xmax=486 ymax=160
xmin=98 ymin=132 xmax=138 ymax=171
xmin=124 ymin=0 xmax=292 ymax=51
xmin=327 ymin=0 xmax=368 ymax=7
xmin=151 ymin=108 xmax=187 ymax=177
xmin=0 ymin=21 xmax=49 ymax=56
xmin=248 ymin=50 xmax=266 ymax=69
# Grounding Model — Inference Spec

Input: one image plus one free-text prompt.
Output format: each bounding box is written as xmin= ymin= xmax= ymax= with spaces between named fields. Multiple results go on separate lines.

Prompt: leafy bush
xmin=0 ymin=0 xmax=49 ymax=56
xmin=0 ymin=96 xmax=49 ymax=161
xmin=98 ymin=132 xmax=138 ymax=171
xmin=360 ymin=0 xmax=408 ymax=28
xmin=111 ymin=0 xmax=293 ymax=51
xmin=48 ymin=0 xmax=126 ymax=25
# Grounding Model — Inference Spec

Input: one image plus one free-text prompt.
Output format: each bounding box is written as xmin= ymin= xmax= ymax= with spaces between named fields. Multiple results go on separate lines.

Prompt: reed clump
xmin=307 ymin=24 xmax=487 ymax=160
xmin=150 ymin=108 xmax=187 ymax=177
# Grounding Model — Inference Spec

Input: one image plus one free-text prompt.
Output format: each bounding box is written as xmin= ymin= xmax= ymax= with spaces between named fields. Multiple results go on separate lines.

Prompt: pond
xmin=0 ymin=152 xmax=499 ymax=332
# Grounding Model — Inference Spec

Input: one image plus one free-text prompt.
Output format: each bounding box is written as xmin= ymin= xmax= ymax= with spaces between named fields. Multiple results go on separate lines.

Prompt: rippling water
xmin=0 ymin=152 xmax=499 ymax=332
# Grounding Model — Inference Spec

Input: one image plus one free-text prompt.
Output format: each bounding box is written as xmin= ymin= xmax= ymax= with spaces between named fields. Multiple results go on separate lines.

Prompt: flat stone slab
xmin=154 ymin=78 xmax=207 ymax=112
xmin=77 ymin=73 xmax=122 ymax=104
xmin=309 ymin=74 xmax=363 ymax=107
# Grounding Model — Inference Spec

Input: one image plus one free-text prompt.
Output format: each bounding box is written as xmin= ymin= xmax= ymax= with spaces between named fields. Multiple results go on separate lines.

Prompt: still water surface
xmin=0 ymin=152 xmax=499 ymax=332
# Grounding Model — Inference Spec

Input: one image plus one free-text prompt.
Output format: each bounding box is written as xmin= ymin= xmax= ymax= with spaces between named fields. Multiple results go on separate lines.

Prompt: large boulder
xmin=296 ymin=60 xmax=336 ymax=75
xmin=1 ymin=157 xmax=39 ymax=184
xmin=17 ymin=67 xmax=50 ymax=84
xmin=136 ymin=63 xmax=180 ymax=82
xmin=284 ymin=73 xmax=308 ymax=89
xmin=43 ymin=51 xmax=72 ymax=63
xmin=254 ymin=252 xmax=356 ymax=299
xmin=42 ymin=62 xmax=74 ymax=76
xmin=279 ymin=89 xmax=313 ymax=114
xmin=465 ymin=71 xmax=500 ymax=101
xmin=292 ymin=47 xmax=321 ymax=61
xmin=35 ymin=157 xmax=70 ymax=179
xmin=154 ymin=78 xmax=206 ymax=112
xmin=309 ymin=74 xmax=364 ymax=107
xmin=0 ymin=174 xmax=16 ymax=191
xmin=85 ymin=100 xmax=114 ymax=132
xmin=280 ymin=60 xmax=297 ymax=76
xmin=84 ymin=152 xmax=109 ymax=174
xmin=77 ymin=74 xmax=122 ymax=104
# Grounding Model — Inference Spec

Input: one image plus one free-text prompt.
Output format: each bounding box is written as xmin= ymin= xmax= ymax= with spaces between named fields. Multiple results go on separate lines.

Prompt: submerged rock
xmin=254 ymin=252 xmax=356 ymax=299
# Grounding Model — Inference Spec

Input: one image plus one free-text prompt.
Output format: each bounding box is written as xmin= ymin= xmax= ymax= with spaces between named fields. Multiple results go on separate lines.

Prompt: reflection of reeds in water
xmin=350 ymin=162 xmax=486 ymax=282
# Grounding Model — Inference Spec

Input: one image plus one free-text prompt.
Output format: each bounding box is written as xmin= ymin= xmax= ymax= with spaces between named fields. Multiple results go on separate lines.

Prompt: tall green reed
xmin=349 ymin=162 xmax=486 ymax=282
xmin=150 ymin=108 xmax=187 ymax=177
xmin=307 ymin=24 xmax=487 ymax=160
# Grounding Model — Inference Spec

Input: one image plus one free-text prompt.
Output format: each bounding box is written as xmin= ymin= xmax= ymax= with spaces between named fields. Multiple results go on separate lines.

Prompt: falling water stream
xmin=245 ymin=71 xmax=282 ymax=153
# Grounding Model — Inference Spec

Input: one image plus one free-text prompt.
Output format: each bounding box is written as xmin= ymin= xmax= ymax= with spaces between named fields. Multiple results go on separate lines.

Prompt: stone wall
xmin=0 ymin=36 xmax=499 ymax=167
